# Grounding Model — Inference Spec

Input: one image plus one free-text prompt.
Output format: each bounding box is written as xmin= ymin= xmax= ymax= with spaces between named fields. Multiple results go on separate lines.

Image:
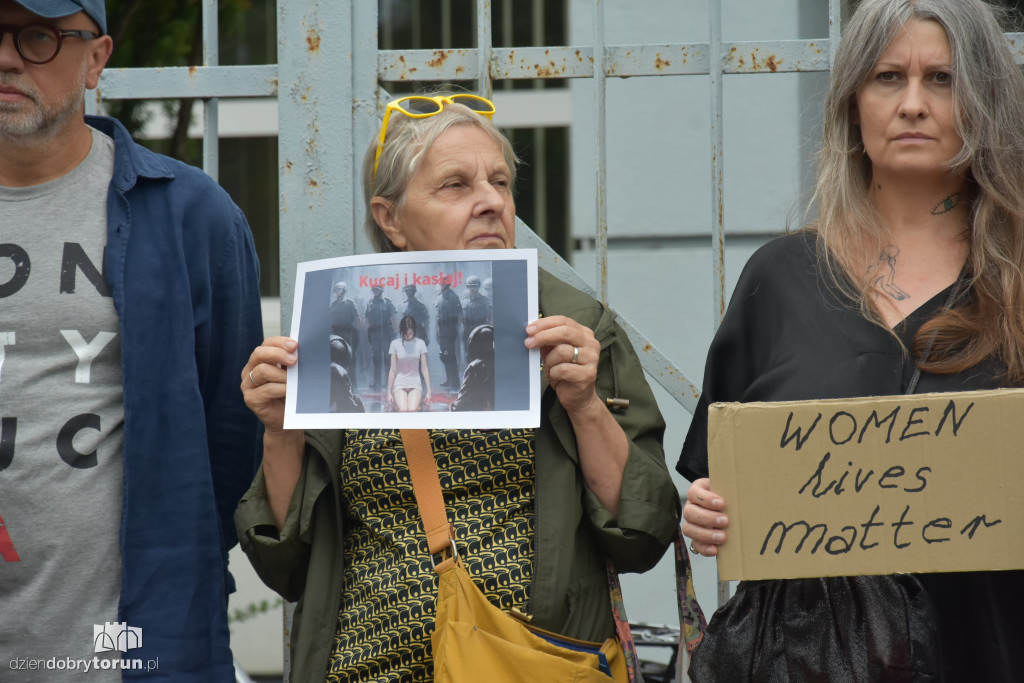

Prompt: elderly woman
xmin=680 ymin=0 xmax=1024 ymax=680
xmin=236 ymin=93 xmax=680 ymax=681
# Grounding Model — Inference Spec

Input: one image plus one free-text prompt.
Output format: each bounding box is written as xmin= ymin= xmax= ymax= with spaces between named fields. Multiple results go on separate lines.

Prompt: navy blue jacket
xmin=90 ymin=115 xmax=264 ymax=681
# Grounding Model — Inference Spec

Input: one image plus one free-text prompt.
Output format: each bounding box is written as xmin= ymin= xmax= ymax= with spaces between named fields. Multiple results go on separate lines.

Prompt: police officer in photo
xmin=330 ymin=281 xmax=360 ymax=384
xmin=436 ymin=282 xmax=463 ymax=389
xmin=364 ymin=285 xmax=396 ymax=391
xmin=461 ymin=274 xmax=492 ymax=347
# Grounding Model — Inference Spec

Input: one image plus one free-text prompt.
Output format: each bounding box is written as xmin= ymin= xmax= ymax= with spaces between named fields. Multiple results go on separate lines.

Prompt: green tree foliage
xmin=103 ymin=0 xmax=251 ymax=163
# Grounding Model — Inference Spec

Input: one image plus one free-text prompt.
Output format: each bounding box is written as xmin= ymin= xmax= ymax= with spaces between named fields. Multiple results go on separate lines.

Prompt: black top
xmin=677 ymin=232 xmax=1021 ymax=681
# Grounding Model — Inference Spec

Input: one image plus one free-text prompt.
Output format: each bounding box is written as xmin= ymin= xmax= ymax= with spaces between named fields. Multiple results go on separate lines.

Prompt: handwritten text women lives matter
xmin=709 ymin=390 xmax=1024 ymax=581
xmin=766 ymin=398 xmax=996 ymax=555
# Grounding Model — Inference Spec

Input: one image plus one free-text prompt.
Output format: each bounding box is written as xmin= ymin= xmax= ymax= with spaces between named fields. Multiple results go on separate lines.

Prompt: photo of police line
xmin=326 ymin=264 xmax=494 ymax=413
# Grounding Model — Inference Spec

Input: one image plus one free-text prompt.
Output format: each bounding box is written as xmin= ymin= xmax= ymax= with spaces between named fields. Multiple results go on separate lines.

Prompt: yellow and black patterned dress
xmin=326 ymin=428 xmax=537 ymax=682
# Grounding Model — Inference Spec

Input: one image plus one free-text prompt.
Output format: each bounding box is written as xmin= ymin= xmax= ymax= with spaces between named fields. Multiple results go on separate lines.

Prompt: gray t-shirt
xmin=0 ymin=127 xmax=124 ymax=681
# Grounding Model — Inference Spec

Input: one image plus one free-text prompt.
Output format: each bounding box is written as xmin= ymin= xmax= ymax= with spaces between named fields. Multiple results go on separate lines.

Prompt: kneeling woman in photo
xmin=388 ymin=315 xmax=430 ymax=412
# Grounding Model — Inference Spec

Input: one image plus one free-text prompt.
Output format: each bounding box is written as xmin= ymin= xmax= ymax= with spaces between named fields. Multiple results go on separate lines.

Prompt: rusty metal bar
xmin=500 ymin=0 xmax=513 ymax=69
xmin=721 ymin=40 xmax=831 ymax=74
xmin=97 ymin=65 xmax=278 ymax=99
xmin=277 ymin=4 xmax=355 ymax=676
xmin=830 ymin=0 xmax=842 ymax=66
xmin=493 ymin=45 xmax=595 ymax=79
xmin=276 ymin=0 xmax=352 ymax=331
xmin=531 ymin=0 xmax=548 ymax=242
xmin=202 ymin=0 xmax=219 ymax=181
xmin=412 ymin=0 xmax=422 ymax=50
xmin=351 ymin=3 xmax=380 ymax=254
xmin=709 ymin=0 xmax=731 ymax=613
xmin=377 ymin=40 xmax=835 ymax=82
xmin=594 ymin=0 xmax=608 ymax=305
xmin=94 ymin=36 xmax=1024 ymax=103
xmin=441 ymin=0 xmax=452 ymax=50
xmin=476 ymin=0 xmax=493 ymax=100
xmin=709 ymin=4 xmax=725 ymax=332
xmin=608 ymin=41 xmax=831 ymax=76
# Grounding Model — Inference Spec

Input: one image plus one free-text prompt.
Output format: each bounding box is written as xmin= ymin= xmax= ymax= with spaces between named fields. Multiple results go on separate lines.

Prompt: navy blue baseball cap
xmin=12 ymin=0 xmax=107 ymax=35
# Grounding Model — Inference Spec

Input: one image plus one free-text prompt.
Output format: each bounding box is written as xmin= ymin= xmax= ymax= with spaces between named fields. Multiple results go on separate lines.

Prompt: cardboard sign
xmin=709 ymin=388 xmax=1024 ymax=581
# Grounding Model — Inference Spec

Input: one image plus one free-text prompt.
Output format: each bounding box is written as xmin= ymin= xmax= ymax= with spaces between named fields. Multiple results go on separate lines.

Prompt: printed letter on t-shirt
xmin=0 ymin=331 xmax=13 ymax=381
xmin=0 ymin=243 xmax=30 ymax=298
xmin=60 ymin=330 xmax=117 ymax=383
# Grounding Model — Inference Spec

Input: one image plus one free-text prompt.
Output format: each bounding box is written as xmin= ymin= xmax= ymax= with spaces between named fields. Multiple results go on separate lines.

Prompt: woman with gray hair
xmin=680 ymin=0 xmax=1024 ymax=680
xmin=236 ymin=93 xmax=680 ymax=681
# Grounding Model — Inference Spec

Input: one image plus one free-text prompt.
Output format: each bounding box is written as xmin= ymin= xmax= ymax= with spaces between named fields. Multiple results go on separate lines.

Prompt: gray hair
xmin=810 ymin=0 xmax=1024 ymax=381
xmin=362 ymin=96 xmax=520 ymax=253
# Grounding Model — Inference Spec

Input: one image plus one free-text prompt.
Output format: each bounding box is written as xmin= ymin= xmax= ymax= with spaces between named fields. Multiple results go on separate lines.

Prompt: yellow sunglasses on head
xmin=372 ymin=94 xmax=496 ymax=180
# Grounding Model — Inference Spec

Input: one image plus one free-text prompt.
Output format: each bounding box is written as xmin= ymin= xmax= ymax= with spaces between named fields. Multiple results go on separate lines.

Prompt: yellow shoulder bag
xmin=400 ymin=429 xmax=634 ymax=682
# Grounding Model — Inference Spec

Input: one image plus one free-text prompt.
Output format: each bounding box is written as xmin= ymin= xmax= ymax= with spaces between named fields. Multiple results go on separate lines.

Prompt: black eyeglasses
xmin=0 ymin=23 xmax=98 ymax=65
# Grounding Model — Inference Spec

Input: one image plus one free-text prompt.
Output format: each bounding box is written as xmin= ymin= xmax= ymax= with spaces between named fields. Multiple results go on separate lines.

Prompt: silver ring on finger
xmin=571 ymin=346 xmax=580 ymax=364
xmin=689 ymin=542 xmax=699 ymax=555
xmin=249 ymin=369 xmax=260 ymax=387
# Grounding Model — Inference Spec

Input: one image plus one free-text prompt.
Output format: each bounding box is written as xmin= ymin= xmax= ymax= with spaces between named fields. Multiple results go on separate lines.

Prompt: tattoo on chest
xmin=930 ymin=193 xmax=960 ymax=216
xmin=871 ymin=246 xmax=910 ymax=301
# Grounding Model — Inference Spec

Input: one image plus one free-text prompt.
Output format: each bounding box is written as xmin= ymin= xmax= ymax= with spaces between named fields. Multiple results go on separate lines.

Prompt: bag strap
xmin=606 ymin=563 xmax=643 ymax=683
xmin=674 ymin=527 xmax=708 ymax=653
xmin=400 ymin=429 xmax=457 ymax=573
xmin=606 ymin=527 xmax=710 ymax=680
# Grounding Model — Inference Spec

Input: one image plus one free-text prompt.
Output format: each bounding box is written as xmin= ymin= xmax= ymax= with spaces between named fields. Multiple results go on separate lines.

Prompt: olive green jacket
xmin=235 ymin=270 xmax=680 ymax=681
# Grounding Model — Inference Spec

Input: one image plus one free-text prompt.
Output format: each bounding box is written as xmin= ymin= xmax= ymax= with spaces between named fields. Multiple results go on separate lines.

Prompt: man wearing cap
xmin=363 ymin=284 xmax=396 ymax=391
xmin=461 ymin=274 xmax=491 ymax=348
xmin=435 ymin=282 xmax=463 ymax=389
xmin=329 ymin=280 xmax=360 ymax=383
xmin=0 ymin=1 xmax=263 ymax=681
